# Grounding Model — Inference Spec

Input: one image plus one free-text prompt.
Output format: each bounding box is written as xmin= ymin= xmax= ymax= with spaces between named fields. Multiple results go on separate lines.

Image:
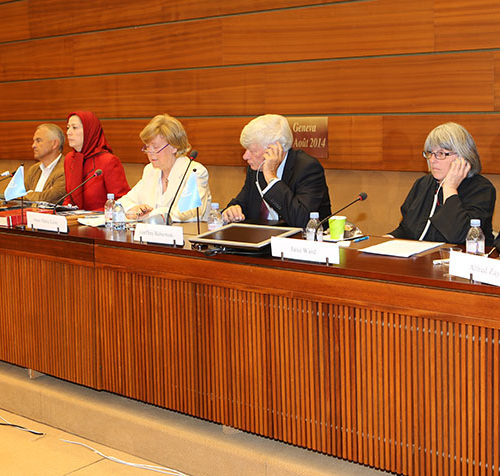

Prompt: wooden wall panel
xmin=221 ymin=0 xmax=434 ymax=64
xmin=435 ymin=0 xmax=500 ymax=50
xmin=0 ymin=0 xmax=343 ymax=42
xmin=0 ymin=0 xmax=434 ymax=82
xmin=0 ymin=2 xmax=29 ymax=42
xmin=0 ymin=53 xmax=493 ymax=120
xmin=1 ymin=1 xmax=500 ymax=173
xmin=4 ymin=115 xmax=500 ymax=174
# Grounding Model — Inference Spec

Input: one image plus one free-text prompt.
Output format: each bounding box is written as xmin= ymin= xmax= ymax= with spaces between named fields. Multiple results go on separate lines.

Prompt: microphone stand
xmin=314 ymin=193 xmax=367 ymax=241
xmin=52 ymin=169 xmax=102 ymax=213
xmin=165 ymin=151 xmax=197 ymax=225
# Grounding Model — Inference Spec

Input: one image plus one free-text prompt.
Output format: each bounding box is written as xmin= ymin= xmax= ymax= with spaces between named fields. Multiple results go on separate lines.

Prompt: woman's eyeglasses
xmin=422 ymin=150 xmax=456 ymax=160
xmin=141 ymin=143 xmax=169 ymax=155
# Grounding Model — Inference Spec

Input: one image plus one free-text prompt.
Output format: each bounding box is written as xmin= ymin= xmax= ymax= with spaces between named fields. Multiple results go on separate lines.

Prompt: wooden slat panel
xmin=95 ymin=257 xmax=500 ymax=475
xmin=0 ymin=253 xmax=96 ymax=387
xmin=0 ymin=0 xmax=434 ymax=82
xmin=0 ymin=0 xmax=341 ymax=41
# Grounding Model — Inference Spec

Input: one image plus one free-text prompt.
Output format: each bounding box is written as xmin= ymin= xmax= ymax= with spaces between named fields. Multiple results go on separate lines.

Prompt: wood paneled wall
xmin=1 ymin=0 xmax=500 ymax=174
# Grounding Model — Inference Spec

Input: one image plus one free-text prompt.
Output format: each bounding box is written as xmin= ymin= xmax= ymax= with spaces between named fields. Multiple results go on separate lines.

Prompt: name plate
xmin=287 ymin=116 xmax=329 ymax=159
xmin=271 ymin=236 xmax=339 ymax=264
xmin=449 ymin=250 xmax=500 ymax=287
xmin=27 ymin=211 xmax=68 ymax=233
xmin=133 ymin=223 xmax=184 ymax=246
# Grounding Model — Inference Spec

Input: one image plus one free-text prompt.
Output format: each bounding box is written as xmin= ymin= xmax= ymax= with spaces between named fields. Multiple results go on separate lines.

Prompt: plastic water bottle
xmin=104 ymin=193 xmax=115 ymax=229
xmin=207 ymin=202 xmax=224 ymax=231
xmin=305 ymin=212 xmax=323 ymax=241
xmin=466 ymin=219 xmax=485 ymax=255
xmin=112 ymin=201 xmax=127 ymax=230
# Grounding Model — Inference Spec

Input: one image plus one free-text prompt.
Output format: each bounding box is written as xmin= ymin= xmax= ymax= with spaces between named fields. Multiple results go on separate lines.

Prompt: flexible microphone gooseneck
xmin=53 ymin=169 xmax=103 ymax=213
xmin=314 ymin=192 xmax=368 ymax=240
xmin=165 ymin=150 xmax=198 ymax=225
xmin=0 ymin=172 xmax=13 ymax=183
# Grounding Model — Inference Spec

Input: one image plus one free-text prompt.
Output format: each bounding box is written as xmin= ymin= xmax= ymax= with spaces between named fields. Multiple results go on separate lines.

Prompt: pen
xmin=353 ymin=236 xmax=369 ymax=243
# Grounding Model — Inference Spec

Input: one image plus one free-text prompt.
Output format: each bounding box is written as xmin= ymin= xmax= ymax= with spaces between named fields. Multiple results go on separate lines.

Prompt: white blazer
xmin=118 ymin=156 xmax=211 ymax=222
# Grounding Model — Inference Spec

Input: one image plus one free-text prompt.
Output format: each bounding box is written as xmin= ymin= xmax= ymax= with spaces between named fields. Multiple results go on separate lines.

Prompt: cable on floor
xmin=61 ymin=439 xmax=191 ymax=475
xmin=0 ymin=414 xmax=44 ymax=436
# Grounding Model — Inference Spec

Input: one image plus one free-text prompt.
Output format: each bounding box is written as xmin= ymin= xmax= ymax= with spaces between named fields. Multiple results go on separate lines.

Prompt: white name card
xmin=133 ymin=223 xmax=184 ymax=246
xmin=271 ymin=236 xmax=340 ymax=264
xmin=27 ymin=211 xmax=68 ymax=233
xmin=449 ymin=250 xmax=500 ymax=287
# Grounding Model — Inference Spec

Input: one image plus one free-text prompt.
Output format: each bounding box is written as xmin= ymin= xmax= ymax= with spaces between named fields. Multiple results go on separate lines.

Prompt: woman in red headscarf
xmin=64 ymin=111 xmax=130 ymax=210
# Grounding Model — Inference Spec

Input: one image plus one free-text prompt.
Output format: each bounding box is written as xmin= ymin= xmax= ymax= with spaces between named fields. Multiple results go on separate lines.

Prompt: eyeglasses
xmin=141 ymin=143 xmax=169 ymax=155
xmin=422 ymin=150 xmax=456 ymax=160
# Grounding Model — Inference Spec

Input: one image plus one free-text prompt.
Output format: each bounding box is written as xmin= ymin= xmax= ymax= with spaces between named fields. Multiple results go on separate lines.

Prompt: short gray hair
xmin=240 ymin=114 xmax=293 ymax=152
xmin=37 ymin=123 xmax=65 ymax=152
xmin=424 ymin=122 xmax=481 ymax=176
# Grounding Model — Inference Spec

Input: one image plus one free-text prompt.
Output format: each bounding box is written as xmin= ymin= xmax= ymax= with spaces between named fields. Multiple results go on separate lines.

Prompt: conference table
xmin=0 ymin=222 xmax=498 ymax=476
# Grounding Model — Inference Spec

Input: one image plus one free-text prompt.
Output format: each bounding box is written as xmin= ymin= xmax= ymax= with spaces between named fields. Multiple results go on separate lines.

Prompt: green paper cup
xmin=328 ymin=216 xmax=346 ymax=240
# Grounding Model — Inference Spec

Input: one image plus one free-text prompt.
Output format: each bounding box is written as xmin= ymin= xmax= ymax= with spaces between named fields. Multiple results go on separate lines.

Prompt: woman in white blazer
xmin=119 ymin=114 xmax=211 ymax=222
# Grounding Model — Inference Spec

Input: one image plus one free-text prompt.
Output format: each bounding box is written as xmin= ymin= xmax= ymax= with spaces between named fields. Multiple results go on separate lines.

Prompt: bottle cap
xmin=470 ymin=219 xmax=481 ymax=227
xmin=310 ymin=212 xmax=319 ymax=219
xmin=211 ymin=202 xmax=219 ymax=210
xmin=107 ymin=193 xmax=115 ymax=200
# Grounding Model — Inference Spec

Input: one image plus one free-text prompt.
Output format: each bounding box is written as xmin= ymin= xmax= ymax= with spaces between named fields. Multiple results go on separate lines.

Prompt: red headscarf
xmin=65 ymin=111 xmax=113 ymax=208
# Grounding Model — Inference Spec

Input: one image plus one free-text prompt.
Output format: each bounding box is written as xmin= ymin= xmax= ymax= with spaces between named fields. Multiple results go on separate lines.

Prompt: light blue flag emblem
xmin=177 ymin=173 xmax=202 ymax=212
xmin=4 ymin=165 xmax=28 ymax=201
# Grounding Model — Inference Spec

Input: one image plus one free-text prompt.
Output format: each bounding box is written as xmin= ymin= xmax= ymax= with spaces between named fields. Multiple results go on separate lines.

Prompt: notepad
xmin=359 ymin=239 xmax=443 ymax=258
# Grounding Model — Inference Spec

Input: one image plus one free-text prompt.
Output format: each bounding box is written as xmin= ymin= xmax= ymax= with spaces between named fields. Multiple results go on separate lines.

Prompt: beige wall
xmin=5 ymin=155 xmax=499 ymax=236
xmin=4 ymin=157 xmax=499 ymax=235
xmin=204 ymin=166 xmax=500 ymax=236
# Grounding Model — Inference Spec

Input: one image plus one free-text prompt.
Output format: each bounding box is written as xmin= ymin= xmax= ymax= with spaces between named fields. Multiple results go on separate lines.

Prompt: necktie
xmin=260 ymin=200 xmax=270 ymax=221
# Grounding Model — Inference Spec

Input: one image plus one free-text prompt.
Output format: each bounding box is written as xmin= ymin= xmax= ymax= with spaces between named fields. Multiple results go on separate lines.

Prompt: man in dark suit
xmin=223 ymin=114 xmax=331 ymax=228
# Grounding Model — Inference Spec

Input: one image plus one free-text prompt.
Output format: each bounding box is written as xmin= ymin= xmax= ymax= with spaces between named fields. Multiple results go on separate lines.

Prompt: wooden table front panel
xmin=0 ymin=231 xmax=97 ymax=387
xmin=95 ymin=245 xmax=500 ymax=476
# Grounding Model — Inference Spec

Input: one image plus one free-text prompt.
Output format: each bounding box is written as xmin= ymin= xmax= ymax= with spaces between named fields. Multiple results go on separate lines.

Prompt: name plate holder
xmin=271 ymin=236 xmax=340 ymax=265
xmin=449 ymin=250 xmax=500 ymax=287
xmin=27 ymin=211 xmax=68 ymax=233
xmin=133 ymin=223 xmax=184 ymax=246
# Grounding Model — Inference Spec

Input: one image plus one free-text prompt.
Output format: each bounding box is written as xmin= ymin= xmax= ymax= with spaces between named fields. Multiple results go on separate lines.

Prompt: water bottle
xmin=207 ymin=202 xmax=224 ymax=231
xmin=104 ymin=193 xmax=115 ymax=229
xmin=112 ymin=201 xmax=127 ymax=230
xmin=465 ymin=219 xmax=485 ymax=255
xmin=305 ymin=212 xmax=323 ymax=241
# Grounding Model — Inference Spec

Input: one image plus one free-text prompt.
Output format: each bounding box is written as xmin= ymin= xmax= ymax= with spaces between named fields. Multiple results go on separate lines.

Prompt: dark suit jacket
xmin=24 ymin=156 xmax=66 ymax=203
xmin=227 ymin=148 xmax=331 ymax=228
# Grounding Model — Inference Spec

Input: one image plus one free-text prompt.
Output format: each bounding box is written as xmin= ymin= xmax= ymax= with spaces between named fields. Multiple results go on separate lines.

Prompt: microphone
xmin=314 ymin=192 xmax=367 ymax=240
xmin=165 ymin=150 xmax=198 ymax=225
xmin=53 ymin=169 xmax=103 ymax=213
xmin=0 ymin=172 xmax=13 ymax=183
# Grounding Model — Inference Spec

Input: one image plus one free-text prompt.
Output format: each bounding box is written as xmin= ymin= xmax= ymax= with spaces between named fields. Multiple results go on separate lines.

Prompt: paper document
xmin=360 ymin=239 xmax=443 ymax=258
xmin=77 ymin=207 xmax=171 ymax=227
xmin=78 ymin=215 xmax=105 ymax=227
